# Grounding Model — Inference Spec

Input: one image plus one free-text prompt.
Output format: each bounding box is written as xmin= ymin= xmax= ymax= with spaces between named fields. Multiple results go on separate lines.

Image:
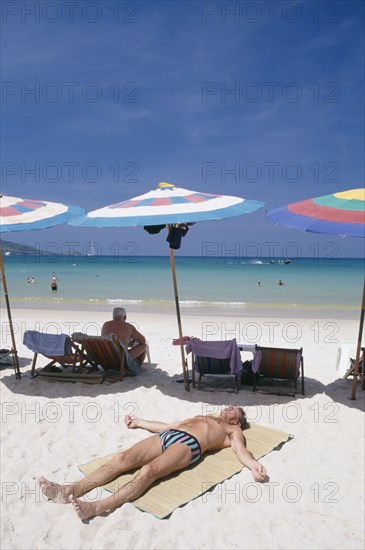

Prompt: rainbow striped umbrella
xmin=266 ymin=188 xmax=365 ymax=238
xmin=267 ymin=187 xmax=365 ymax=400
xmin=70 ymin=182 xmax=264 ymax=390
xmin=0 ymin=194 xmax=84 ymax=380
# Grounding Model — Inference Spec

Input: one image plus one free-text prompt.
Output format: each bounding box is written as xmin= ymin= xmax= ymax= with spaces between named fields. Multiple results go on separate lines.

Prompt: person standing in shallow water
xmin=51 ymin=275 xmax=57 ymax=291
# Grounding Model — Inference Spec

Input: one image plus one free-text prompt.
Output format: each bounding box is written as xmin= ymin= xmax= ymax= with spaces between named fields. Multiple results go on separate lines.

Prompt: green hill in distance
xmin=0 ymin=239 xmax=40 ymax=255
xmin=0 ymin=239 xmax=81 ymax=256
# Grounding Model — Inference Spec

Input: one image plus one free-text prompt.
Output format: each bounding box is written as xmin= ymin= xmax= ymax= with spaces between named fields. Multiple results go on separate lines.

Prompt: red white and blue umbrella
xmin=0 ymin=194 xmax=85 ymax=379
xmin=70 ymin=181 xmax=264 ymax=390
xmin=266 ymin=187 xmax=365 ymax=399
xmin=71 ymin=181 xmax=264 ymax=228
xmin=266 ymin=188 xmax=365 ymax=238
xmin=0 ymin=194 xmax=84 ymax=232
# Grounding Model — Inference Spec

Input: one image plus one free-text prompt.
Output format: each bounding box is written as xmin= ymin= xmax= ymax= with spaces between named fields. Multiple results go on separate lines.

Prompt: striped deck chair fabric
xmin=191 ymin=346 xmax=242 ymax=394
xmin=254 ymin=345 xmax=304 ymax=394
xmin=196 ymin=356 xmax=232 ymax=375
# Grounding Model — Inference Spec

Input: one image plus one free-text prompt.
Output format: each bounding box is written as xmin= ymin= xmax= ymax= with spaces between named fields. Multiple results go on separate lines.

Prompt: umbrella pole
xmin=167 ymin=234 xmax=190 ymax=391
xmin=351 ymin=277 xmax=365 ymax=399
xmin=0 ymin=252 xmax=21 ymax=379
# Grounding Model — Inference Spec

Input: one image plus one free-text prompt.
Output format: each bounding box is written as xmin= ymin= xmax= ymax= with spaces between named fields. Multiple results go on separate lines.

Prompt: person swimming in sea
xmin=51 ymin=275 xmax=58 ymax=291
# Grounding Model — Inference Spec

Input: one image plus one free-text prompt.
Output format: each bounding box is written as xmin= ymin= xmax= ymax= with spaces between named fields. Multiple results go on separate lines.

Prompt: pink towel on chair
xmin=185 ymin=339 xmax=243 ymax=375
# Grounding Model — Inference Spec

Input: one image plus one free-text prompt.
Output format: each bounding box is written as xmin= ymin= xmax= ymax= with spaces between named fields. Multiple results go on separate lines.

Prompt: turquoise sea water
xmin=1 ymin=255 xmax=364 ymax=318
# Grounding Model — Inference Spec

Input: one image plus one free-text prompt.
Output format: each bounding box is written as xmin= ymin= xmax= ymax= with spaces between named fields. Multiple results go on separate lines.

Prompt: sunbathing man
xmin=39 ymin=406 xmax=267 ymax=520
xmin=101 ymin=306 xmax=147 ymax=366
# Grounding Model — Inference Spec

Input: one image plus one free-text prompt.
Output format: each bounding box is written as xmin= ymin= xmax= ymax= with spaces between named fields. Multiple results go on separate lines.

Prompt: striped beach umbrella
xmin=266 ymin=188 xmax=365 ymax=238
xmin=70 ymin=181 xmax=264 ymax=228
xmin=71 ymin=182 xmax=264 ymax=390
xmin=0 ymin=194 xmax=85 ymax=379
xmin=0 ymin=194 xmax=84 ymax=233
xmin=266 ymin=188 xmax=365 ymax=399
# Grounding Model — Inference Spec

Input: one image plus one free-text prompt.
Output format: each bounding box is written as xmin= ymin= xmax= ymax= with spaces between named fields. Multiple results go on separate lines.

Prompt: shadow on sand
xmin=1 ymin=357 xmax=364 ymax=413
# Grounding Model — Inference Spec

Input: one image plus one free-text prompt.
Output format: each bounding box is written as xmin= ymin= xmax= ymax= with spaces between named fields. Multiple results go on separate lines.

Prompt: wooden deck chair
xmin=72 ymin=333 xmax=129 ymax=380
xmin=342 ymin=351 xmax=364 ymax=380
xmin=187 ymin=340 xmax=243 ymax=394
xmin=253 ymin=345 xmax=304 ymax=395
xmin=22 ymin=331 xmax=100 ymax=382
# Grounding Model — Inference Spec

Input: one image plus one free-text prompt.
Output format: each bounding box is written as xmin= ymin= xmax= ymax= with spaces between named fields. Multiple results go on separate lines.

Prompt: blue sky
xmin=1 ymin=0 xmax=364 ymax=258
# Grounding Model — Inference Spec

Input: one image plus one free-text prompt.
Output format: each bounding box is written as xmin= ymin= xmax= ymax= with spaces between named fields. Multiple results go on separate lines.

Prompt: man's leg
xmin=70 ymin=443 xmax=192 ymax=520
xmin=129 ymin=344 xmax=147 ymax=366
xmin=40 ymin=434 xmax=162 ymax=503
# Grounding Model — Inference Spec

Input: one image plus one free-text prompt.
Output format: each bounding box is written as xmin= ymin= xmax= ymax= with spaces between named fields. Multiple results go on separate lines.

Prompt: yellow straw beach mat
xmin=79 ymin=424 xmax=292 ymax=518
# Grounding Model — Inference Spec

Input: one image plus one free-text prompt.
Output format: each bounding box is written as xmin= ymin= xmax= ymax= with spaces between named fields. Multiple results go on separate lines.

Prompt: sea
xmin=1 ymin=255 xmax=364 ymax=319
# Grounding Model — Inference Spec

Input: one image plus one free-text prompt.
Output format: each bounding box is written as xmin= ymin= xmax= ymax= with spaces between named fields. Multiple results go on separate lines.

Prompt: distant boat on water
xmin=87 ymin=242 xmax=96 ymax=256
xmin=270 ymin=259 xmax=293 ymax=265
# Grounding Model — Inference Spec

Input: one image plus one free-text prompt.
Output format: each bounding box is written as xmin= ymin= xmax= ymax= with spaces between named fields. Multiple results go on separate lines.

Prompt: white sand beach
xmin=1 ymin=308 xmax=364 ymax=550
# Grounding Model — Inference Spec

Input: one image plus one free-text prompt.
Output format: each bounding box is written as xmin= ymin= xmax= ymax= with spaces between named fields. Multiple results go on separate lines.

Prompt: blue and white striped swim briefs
xmin=158 ymin=429 xmax=202 ymax=464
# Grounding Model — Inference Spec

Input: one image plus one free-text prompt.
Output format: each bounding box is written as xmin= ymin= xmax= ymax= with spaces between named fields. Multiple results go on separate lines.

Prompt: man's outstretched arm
xmin=230 ymin=429 xmax=267 ymax=482
xmin=124 ymin=416 xmax=179 ymax=433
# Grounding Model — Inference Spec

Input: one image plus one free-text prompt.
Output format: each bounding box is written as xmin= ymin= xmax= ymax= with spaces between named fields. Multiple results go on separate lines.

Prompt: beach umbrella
xmin=70 ymin=181 xmax=265 ymax=390
xmin=0 ymin=194 xmax=85 ymax=379
xmin=266 ymin=188 xmax=365 ymax=399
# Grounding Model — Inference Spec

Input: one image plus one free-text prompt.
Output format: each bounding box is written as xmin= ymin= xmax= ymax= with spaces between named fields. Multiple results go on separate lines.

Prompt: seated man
xmin=39 ymin=406 xmax=267 ymax=520
xmin=101 ymin=307 xmax=147 ymax=366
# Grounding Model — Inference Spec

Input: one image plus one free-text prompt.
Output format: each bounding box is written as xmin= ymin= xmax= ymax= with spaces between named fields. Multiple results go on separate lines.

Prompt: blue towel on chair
xmin=23 ymin=331 xmax=71 ymax=356
xmin=108 ymin=335 xmax=141 ymax=376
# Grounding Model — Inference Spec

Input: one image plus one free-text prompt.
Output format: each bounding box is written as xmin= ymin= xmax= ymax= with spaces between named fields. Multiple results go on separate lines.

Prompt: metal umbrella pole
xmin=0 ymin=252 xmax=21 ymax=379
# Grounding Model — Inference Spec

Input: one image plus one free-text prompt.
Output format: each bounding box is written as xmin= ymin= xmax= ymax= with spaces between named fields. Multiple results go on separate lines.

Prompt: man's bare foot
xmin=39 ymin=476 xmax=71 ymax=504
xmin=69 ymin=494 xmax=97 ymax=520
